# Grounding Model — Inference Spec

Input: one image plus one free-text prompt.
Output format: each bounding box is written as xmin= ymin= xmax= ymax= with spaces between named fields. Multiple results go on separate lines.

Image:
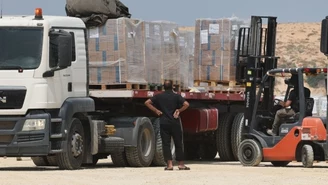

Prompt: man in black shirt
xmin=267 ymin=75 xmax=311 ymax=136
xmin=145 ymin=80 xmax=190 ymax=170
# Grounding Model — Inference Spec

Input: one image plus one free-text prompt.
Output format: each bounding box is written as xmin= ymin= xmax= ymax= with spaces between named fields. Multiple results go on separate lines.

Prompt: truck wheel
xmin=111 ymin=151 xmax=129 ymax=167
xmin=231 ymin=113 xmax=245 ymax=160
xmin=47 ymin=156 xmax=58 ymax=166
xmin=302 ymin=144 xmax=314 ymax=168
xmin=151 ymin=118 xmax=166 ymax=166
xmin=238 ymin=139 xmax=262 ymax=166
xmin=126 ymin=118 xmax=155 ymax=167
xmin=31 ymin=157 xmax=49 ymax=166
xmin=216 ymin=113 xmax=235 ymax=161
xmin=199 ymin=143 xmax=217 ymax=160
xmin=271 ymin=161 xmax=290 ymax=167
xmin=56 ymin=118 xmax=85 ymax=170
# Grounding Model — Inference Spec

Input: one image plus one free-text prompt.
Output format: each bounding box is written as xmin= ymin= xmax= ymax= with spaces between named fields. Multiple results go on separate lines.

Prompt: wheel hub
xmin=141 ymin=129 xmax=151 ymax=156
xmin=71 ymin=132 xmax=83 ymax=157
xmin=243 ymin=147 xmax=253 ymax=160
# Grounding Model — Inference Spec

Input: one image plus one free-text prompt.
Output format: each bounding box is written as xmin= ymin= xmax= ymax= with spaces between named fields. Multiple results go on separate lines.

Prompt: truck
xmin=0 ymin=8 xmax=275 ymax=170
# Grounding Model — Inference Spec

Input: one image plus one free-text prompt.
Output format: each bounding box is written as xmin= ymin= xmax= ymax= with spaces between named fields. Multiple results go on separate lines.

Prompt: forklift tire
xmin=231 ymin=113 xmax=244 ymax=161
xmin=216 ymin=113 xmax=235 ymax=161
xmin=111 ymin=151 xmax=129 ymax=167
xmin=238 ymin=139 xmax=262 ymax=166
xmin=125 ymin=118 xmax=155 ymax=167
xmin=56 ymin=118 xmax=85 ymax=170
xmin=301 ymin=144 xmax=314 ymax=168
xmin=271 ymin=161 xmax=290 ymax=167
xmin=31 ymin=157 xmax=49 ymax=166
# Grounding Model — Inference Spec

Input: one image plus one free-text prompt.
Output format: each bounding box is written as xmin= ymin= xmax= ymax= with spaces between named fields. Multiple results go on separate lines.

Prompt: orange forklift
xmin=236 ymin=16 xmax=328 ymax=168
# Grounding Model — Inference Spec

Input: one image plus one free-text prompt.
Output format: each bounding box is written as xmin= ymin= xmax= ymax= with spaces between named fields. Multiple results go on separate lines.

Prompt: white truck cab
xmin=0 ymin=8 xmax=99 ymax=170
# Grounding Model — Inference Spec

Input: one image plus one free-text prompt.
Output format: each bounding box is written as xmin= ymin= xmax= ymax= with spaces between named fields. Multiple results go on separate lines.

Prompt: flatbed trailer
xmin=0 ymin=8 xmax=277 ymax=170
xmin=89 ymin=89 xmax=246 ymax=163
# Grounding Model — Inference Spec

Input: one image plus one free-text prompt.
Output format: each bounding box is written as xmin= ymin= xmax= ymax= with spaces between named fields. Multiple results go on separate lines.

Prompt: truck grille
xmin=0 ymin=88 xmax=26 ymax=109
xmin=17 ymin=133 xmax=45 ymax=143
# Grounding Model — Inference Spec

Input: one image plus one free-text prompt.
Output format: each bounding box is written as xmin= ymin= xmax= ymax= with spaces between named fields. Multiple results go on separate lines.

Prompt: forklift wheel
xmin=238 ymin=139 xmax=262 ymax=166
xmin=301 ymin=145 xmax=314 ymax=168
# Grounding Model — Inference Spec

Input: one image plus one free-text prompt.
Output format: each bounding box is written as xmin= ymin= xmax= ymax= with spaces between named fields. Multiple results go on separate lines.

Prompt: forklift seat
xmin=284 ymin=98 xmax=314 ymax=123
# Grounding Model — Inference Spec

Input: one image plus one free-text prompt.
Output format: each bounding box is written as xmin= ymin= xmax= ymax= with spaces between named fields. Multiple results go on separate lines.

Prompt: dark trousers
xmin=160 ymin=121 xmax=184 ymax=161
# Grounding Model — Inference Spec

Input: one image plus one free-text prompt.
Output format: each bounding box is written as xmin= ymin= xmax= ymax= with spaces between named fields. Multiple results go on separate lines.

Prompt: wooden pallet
xmin=194 ymin=80 xmax=238 ymax=87
xmin=89 ymin=83 xmax=149 ymax=90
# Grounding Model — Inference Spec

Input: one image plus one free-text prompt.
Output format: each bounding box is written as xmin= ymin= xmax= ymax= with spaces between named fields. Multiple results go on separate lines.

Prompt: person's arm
xmin=174 ymin=96 xmax=189 ymax=118
xmin=145 ymin=99 xmax=162 ymax=116
xmin=178 ymin=101 xmax=189 ymax=113
xmin=280 ymin=90 xmax=294 ymax=107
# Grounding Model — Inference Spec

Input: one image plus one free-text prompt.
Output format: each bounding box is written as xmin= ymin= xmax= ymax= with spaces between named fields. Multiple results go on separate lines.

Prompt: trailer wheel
xmin=199 ymin=143 xmax=217 ymax=160
xmin=31 ymin=157 xmax=49 ymax=166
xmin=126 ymin=118 xmax=155 ymax=167
xmin=271 ymin=161 xmax=290 ymax=167
xmin=46 ymin=156 xmax=58 ymax=166
xmin=302 ymin=144 xmax=314 ymax=168
xmin=231 ymin=113 xmax=245 ymax=160
xmin=111 ymin=151 xmax=129 ymax=167
xmin=56 ymin=118 xmax=85 ymax=170
xmin=238 ymin=139 xmax=262 ymax=166
xmin=216 ymin=113 xmax=235 ymax=161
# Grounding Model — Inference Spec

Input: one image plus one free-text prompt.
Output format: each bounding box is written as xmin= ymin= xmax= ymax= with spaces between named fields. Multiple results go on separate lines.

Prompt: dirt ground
xmin=1 ymin=157 xmax=328 ymax=185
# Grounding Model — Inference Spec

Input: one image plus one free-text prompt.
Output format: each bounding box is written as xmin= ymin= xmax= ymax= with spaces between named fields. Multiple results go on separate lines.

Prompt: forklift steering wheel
xmin=274 ymin=99 xmax=283 ymax=106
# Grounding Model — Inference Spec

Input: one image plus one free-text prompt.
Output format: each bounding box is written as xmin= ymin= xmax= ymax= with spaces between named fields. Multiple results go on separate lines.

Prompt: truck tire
xmin=31 ymin=157 xmax=49 ymax=166
xmin=231 ymin=113 xmax=244 ymax=160
xmin=56 ymin=118 xmax=85 ymax=170
xmin=151 ymin=118 xmax=166 ymax=166
xmin=151 ymin=118 xmax=177 ymax=166
xmin=126 ymin=117 xmax=155 ymax=167
xmin=238 ymin=139 xmax=262 ymax=166
xmin=216 ymin=113 xmax=235 ymax=161
xmin=47 ymin=156 xmax=58 ymax=166
xmin=199 ymin=143 xmax=217 ymax=160
xmin=301 ymin=144 xmax=314 ymax=168
xmin=111 ymin=151 xmax=129 ymax=167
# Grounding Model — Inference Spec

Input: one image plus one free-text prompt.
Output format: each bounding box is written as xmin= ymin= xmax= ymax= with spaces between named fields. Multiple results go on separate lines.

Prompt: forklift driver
xmin=267 ymin=74 xmax=311 ymax=136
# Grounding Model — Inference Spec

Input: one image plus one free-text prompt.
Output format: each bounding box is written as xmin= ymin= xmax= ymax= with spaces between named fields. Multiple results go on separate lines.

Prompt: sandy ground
xmin=1 ymin=157 xmax=328 ymax=185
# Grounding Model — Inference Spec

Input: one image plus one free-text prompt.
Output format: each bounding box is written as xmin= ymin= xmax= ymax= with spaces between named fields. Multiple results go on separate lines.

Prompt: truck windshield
xmin=0 ymin=27 xmax=43 ymax=70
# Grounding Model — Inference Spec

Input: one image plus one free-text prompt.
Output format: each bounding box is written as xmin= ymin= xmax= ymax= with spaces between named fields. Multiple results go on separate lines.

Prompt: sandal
xmin=178 ymin=166 xmax=190 ymax=170
xmin=164 ymin=167 xmax=173 ymax=171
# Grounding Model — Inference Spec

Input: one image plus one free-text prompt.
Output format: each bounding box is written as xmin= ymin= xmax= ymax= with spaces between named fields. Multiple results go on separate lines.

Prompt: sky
xmin=2 ymin=0 xmax=328 ymax=26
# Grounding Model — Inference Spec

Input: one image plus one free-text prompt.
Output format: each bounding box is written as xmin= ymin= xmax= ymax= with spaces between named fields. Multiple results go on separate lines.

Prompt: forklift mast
xmin=235 ymin=16 xmax=279 ymax=129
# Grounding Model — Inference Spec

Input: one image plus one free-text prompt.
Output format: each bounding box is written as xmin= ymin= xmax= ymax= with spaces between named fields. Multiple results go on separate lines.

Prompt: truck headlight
xmin=22 ymin=119 xmax=46 ymax=131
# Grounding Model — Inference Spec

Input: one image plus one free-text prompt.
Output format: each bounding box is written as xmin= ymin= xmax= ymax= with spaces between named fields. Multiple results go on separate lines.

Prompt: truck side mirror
xmin=320 ymin=16 xmax=328 ymax=55
xmin=49 ymin=30 xmax=72 ymax=68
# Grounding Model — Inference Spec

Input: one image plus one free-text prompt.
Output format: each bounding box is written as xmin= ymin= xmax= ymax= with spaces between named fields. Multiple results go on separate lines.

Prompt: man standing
xmin=145 ymin=80 xmax=190 ymax=170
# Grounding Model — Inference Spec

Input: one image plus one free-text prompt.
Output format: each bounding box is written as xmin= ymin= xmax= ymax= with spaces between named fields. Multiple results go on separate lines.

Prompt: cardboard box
xmin=87 ymin=18 xmax=146 ymax=85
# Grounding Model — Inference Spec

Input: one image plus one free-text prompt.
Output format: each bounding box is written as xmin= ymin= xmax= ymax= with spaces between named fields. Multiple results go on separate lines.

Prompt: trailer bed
xmin=89 ymin=90 xmax=245 ymax=101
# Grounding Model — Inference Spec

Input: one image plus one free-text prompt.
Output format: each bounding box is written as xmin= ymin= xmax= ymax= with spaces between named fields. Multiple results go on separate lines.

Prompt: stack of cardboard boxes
xmin=144 ymin=21 xmax=180 ymax=85
xmin=87 ymin=16 xmax=249 ymax=89
xmin=179 ymin=30 xmax=195 ymax=89
xmin=193 ymin=18 xmax=247 ymax=82
xmin=88 ymin=18 xmax=146 ymax=85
